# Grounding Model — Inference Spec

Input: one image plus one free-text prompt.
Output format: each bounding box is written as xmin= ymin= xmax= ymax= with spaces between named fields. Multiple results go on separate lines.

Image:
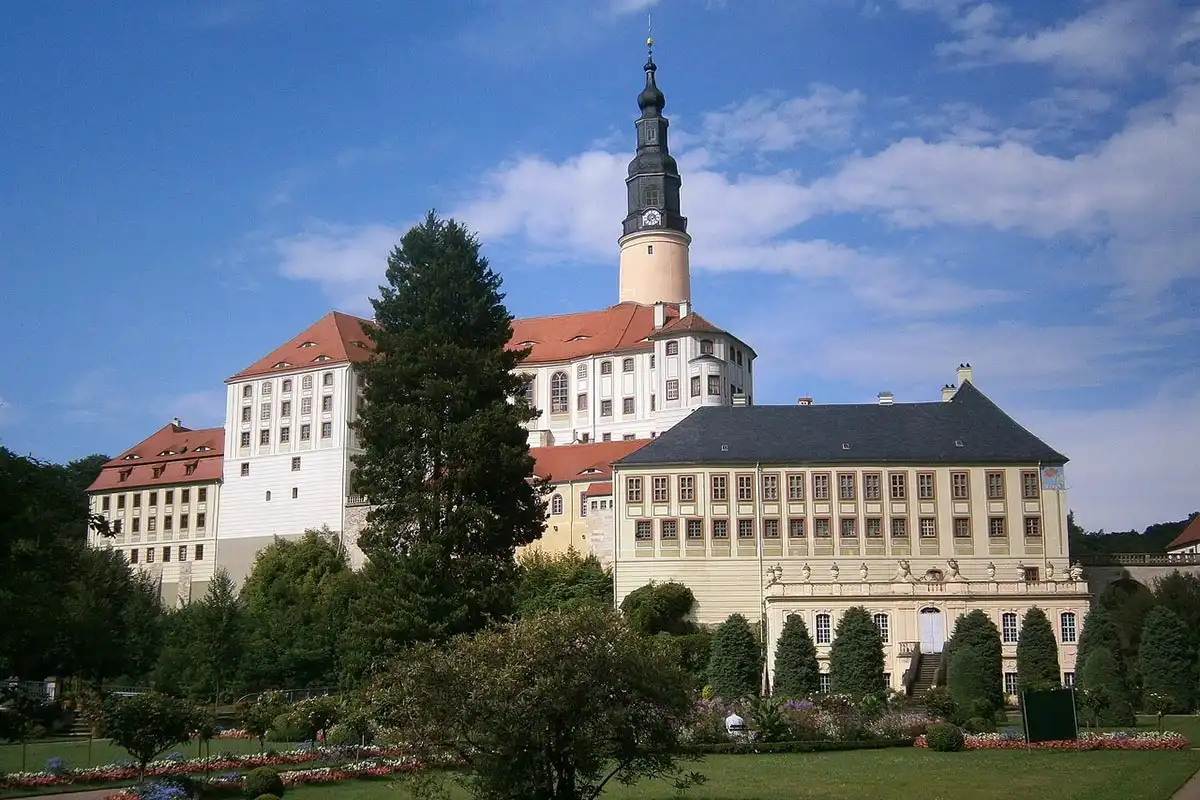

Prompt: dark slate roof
xmin=618 ymin=382 xmax=1067 ymax=467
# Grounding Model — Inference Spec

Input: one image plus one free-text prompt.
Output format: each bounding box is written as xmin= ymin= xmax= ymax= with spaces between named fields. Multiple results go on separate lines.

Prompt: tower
xmin=617 ymin=36 xmax=692 ymax=306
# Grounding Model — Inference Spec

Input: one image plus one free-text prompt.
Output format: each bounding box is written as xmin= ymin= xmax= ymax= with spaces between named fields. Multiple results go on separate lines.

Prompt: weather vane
xmin=647 ymin=11 xmax=654 ymax=57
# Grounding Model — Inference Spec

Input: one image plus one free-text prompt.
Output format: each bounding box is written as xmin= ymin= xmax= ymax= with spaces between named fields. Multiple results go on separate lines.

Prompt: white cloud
xmin=609 ymin=0 xmax=660 ymax=14
xmin=274 ymin=222 xmax=408 ymax=314
xmin=698 ymin=85 xmax=865 ymax=155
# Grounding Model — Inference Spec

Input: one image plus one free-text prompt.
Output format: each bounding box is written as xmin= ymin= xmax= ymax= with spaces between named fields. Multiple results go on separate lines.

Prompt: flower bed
xmin=0 ymin=746 xmax=408 ymax=790
xmin=914 ymin=730 xmax=1190 ymax=751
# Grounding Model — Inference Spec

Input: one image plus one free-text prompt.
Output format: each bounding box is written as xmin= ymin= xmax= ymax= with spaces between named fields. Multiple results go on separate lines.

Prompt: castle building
xmin=609 ymin=367 xmax=1090 ymax=697
xmin=86 ymin=420 xmax=223 ymax=604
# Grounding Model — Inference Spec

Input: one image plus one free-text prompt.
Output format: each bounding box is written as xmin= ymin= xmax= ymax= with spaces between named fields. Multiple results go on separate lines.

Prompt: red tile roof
xmin=88 ymin=422 xmax=224 ymax=492
xmin=228 ymin=311 xmax=375 ymax=382
xmin=584 ymin=481 xmax=613 ymax=497
xmin=1167 ymin=515 xmax=1200 ymax=551
xmin=647 ymin=311 xmax=725 ymax=338
xmin=531 ymin=440 xmax=649 ymax=484
xmin=509 ymin=303 xmax=682 ymax=364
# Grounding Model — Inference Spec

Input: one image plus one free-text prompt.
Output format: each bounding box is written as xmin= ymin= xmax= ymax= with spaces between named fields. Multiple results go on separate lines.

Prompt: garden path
xmin=1173 ymin=762 xmax=1200 ymax=799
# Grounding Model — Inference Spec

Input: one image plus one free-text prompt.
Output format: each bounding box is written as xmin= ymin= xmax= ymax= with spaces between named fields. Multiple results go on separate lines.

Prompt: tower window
xmin=647 ymin=245 xmax=654 ymax=255
xmin=644 ymin=187 xmax=661 ymax=207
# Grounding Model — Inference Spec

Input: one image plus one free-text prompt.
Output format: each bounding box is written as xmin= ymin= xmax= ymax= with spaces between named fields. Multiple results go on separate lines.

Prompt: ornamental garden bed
xmin=914 ymin=730 xmax=1191 ymax=751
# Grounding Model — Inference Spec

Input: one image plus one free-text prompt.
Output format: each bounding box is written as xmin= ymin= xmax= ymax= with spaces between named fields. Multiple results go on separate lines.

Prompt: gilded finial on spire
xmin=647 ymin=11 xmax=654 ymax=58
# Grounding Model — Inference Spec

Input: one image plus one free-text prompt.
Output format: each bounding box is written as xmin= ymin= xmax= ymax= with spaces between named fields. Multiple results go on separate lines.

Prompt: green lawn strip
xmin=281 ymin=750 xmax=1200 ymax=800
xmin=0 ymin=739 xmax=304 ymax=776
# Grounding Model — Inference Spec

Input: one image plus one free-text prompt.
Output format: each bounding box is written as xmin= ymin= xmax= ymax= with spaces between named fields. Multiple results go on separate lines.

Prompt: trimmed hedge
xmin=680 ymin=738 xmax=914 ymax=755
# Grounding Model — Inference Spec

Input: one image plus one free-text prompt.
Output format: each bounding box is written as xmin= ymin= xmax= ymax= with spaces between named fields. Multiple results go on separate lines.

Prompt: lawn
xmin=0 ymin=737 xmax=291 ymax=776
xmin=286 ymin=749 xmax=1200 ymax=800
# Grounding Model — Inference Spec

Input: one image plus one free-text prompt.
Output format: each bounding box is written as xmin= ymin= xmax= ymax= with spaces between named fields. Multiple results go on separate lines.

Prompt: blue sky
xmin=1 ymin=0 xmax=1197 ymax=532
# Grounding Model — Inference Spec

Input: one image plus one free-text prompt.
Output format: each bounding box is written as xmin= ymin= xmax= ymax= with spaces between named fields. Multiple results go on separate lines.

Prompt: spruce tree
xmin=1015 ymin=607 xmax=1061 ymax=692
xmin=829 ymin=606 xmax=885 ymax=699
xmin=772 ymin=614 xmax=819 ymax=698
xmin=1078 ymin=648 xmax=1135 ymax=726
xmin=939 ymin=610 xmax=1003 ymax=713
xmin=706 ymin=613 xmax=760 ymax=700
xmin=1076 ymin=605 xmax=1134 ymax=716
xmin=353 ymin=212 xmax=547 ymax=642
xmin=1139 ymin=606 xmax=1194 ymax=713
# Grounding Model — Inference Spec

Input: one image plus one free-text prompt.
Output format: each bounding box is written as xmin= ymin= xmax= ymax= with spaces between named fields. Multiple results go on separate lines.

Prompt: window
xmin=1021 ymin=470 xmax=1040 ymax=499
xmin=1001 ymin=612 xmax=1018 ymax=644
xmin=762 ymin=474 xmax=778 ymax=501
xmin=686 ymin=519 xmax=703 ymax=541
xmin=1023 ymin=566 xmax=1040 ymax=582
xmin=282 ymin=379 xmax=292 ymax=393
xmin=577 ymin=363 xmax=587 ymax=379
xmin=600 ymin=360 xmax=612 ymax=376
xmin=866 ymin=517 xmax=882 ymax=538
xmin=788 ymin=474 xmax=805 ymax=501
xmin=102 ymin=496 xmax=111 ymax=511
xmin=323 ymin=372 xmax=333 ymax=387
xmin=986 ymin=471 xmax=1005 ymax=499
xmin=953 ymin=518 xmax=971 ymax=538
xmin=152 ymin=466 xmax=165 ymax=479
xmin=873 ymin=613 xmax=890 ymax=644
xmin=917 ymin=472 xmax=934 ymax=500
xmin=132 ymin=518 xmax=141 ymax=533
xmin=241 ymin=406 xmax=252 ymax=423
xmin=623 ymin=397 xmax=635 ymax=415
xmin=579 ymin=491 xmax=588 ymax=517
xmin=243 ymin=385 xmax=253 ymax=398
xmin=841 ymin=518 xmax=857 ymax=538
xmin=198 ymin=488 xmax=206 ymax=502
xmin=129 ymin=549 xmax=139 ymax=564
xmin=551 ymin=494 xmax=564 ymax=515
xmin=185 ymin=462 xmax=197 ymax=475
xmin=241 ymin=463 xmax=250 ymax=477
xmin=1060 ymin=612 xmax=1077 ymax=643
xmin=666 ymin=379 xmax=679 ymax=401
xmin=859 ymin=473 xmax=878 ymax=501
xmin=116 ymin=494 xmax=126 ymax=510
xmin=1024 ymin=516 xmax=1042 ymax=538
xmin=813 ymin=474 xmax=830 ymax=501
xmin=891 ymin=517 xmax=908 ymax=538
xmin=919 ymin=517 xmax=937 ymax=538
xmin=265 ymin=490 xmax=272 ymax=502
xmin=240 ymin=431 xmax=251 ymax=448
xmin=602 ymin=433 xmax=611 ymax=442
xmin=737 ymin=475 xmax=753 ymax=501
xmin=148 ymin=517 xmax=157 ymax=532
xmin=666 ymin=340 xmax=679 ymax=356
xmin=815 ymin=614 xmax=832 ymax=645
xmin=261 ymin=402 xmax=271 ymax=421
xmin=789 ymin=518 xmax=806 ymax=538
xmin=301 ymin=397 xmax=313 ymax=415
xmin=290 ymin=456 xmax=301 ymax=472
xmin=707 ymin=375 xmax=721 ymax=396
xmin=119 ymin=469 xmax=131 ymax=482
xmin=647 ymin=244 xmax=654 ymax=254
xmin=661 ymin=519 xmax=678 ymax=541
xmin=280 ymin=426 xmax=290 ymax=443
xmin=650 ymin=395 xmax=656 ymax=411
xmin=300 ymin=424 xmax=311 ymax=441
xmin=626 ymin=477 xmax=643 ymax=503
xmin=652 ymin=477 xmax=668 ymax=502
xmin=261 ymin=381 xmax=272 ymax=396
xmin=281 ymin=400 xmax=291 ymax=417
xmin=951 ymin=471 xmax=969 ymax=500
xmin=815 ymin=518 xmax=831 ymax=538
xmin=181 ymin=489 xmax=189 ymax=503
xmin=678 ymin=475 xmax=694 ymax=502
xmin=763 ymin=519 xmax=780 ymax=539
xmin=737 ymin=519 xmax=754 ymax=539
xmin=577 ymin=393 xmax=588 ymax=411
xmin=164 ymin=515 xmax=173 ymax=531
xmin=179 ymin=514 xmax=189 ymax=530
xmin=839 ymin=473 xmax=856 ymax=501
xmin=260 ymin=429 xmax=270 ymax=445
xmin=321 ymin=421 xmax=332 ymax=438
xmin=148 ymin=491 xmax=158 ymax=506
xmin=709 ymin=518 xmax=730 ymax=540
xmin=890 ymin=473 xmax=907 ymax=501
xmin=133 ymin=494 xmax=142 ymax=508
xmin=146 ymin=547 xmax=155 ymax=563
xmin=650 ymin=355 xmax=656 ymax=369
xmin=635 ymin=520 xmax=652 ymax=542
xmin=165 ymin=489 xmax=174 ymax=504
xmin=196 ymin=513 xmax=205 ymax=529
xmin=690 ymin=376 xmax=701 ymax=397
xmin=988 ymin=517 xmax=1007 ymax=538
xmin=195 ymin=544 xmax=204 ymax=560
xmin=112 ymin=519 xmax=123 ymax=534
xmin=700 ymin=339 xmax=714 ymax=355
xmin=621 ymin=358 xmax=634 ymax=373
xmin=1063 ymin=672 xmax=1075 ymax=688
xmin=302 ymin=375 xmax=313 ymax=390
xmin=644 ymin=186 xmax=662 ymax=206
xmin=819 ymin=673 xmax=831 ymax=693
xmin=711 ymin=475 xmax=727 ymax=501
xmin=178 ymin=545 xmax=187 ymax=561
xmin=1005 ymin=672 xmax=1019 ymax=695
xmin=321 ymin=395 xmax=333 ymax=413
xmin=601 ymin=400 xmax=613 ymax=417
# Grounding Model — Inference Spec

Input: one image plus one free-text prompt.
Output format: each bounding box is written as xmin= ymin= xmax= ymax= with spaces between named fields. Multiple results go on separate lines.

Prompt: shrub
xmin=746 ymin=697 xmax=790 ymax=742
xmin=946 ymin=644 xmax=998 ymax=724
xmin=828 ymin=607 xmax=885 ymax=700
xmin=1139 ymin=606 xmax=1193 ymax=713
xmin=707 ymin=614 xmax=761 ymax=699
xmin=921 ymin=686 xmax=957 ymax=722
xmin=620 ymin=581 xmax=698 ymax=635
xmin=772 ymin=614 xmax=819 ymax=699
xmin=925 ymin=723 xmax=965 ymax=752
xmin=267 ymin=713 xmax=306 ymax=743
xmin=778 ymin=700 xmax=824 ymax=741
xmin=671 ymin=630 xmax=713 ymax=681
xmin=963 ymin=717 xmax=995 ymax=734
xmin=1015 ymin=608 xmax=1061 ymax=692
xmin=244 ymin=767 xmax=284 ymax=800
xmin=1078 ymin=648 xmax=1136 ymax=726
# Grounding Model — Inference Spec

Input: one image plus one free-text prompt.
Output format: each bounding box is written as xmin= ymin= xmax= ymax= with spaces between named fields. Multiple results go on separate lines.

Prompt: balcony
xmin=766 ymin=577 xmax=1087 ymax=600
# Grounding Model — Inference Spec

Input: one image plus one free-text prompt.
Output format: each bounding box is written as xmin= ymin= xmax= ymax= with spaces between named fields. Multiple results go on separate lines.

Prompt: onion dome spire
xmin=638 ymin=20 xmax=665 ymax=117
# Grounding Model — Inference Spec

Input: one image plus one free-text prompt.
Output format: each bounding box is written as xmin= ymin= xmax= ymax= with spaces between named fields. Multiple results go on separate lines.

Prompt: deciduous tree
xmin=99 ymin=692 xmax=196 ymax=778
xmin=513 ymin=548 xmax=612 ymax=618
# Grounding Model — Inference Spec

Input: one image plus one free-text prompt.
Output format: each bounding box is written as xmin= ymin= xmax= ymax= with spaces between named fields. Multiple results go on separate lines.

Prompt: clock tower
xmin=617 ymin=42 xmax=692 ymax=305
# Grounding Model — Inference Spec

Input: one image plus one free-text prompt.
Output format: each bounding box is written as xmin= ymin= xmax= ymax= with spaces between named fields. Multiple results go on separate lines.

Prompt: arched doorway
xmin=918 ymin=607 xmax=945 ymax=653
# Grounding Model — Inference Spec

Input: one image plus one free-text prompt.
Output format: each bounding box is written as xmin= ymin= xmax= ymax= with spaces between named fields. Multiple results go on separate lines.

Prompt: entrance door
xmin=918 ymin=608 xmax=945 ymax=653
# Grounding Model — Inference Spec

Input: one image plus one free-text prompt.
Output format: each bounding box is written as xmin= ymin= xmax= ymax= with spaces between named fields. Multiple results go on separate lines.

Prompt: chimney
xmin=956 ymin=362 xmax=973 ymax=386
xmin=679 ymin=300 xmax=691 ymax=319
xmin=797 ymin=397 xmax=814 ymax=406
xmin=941 ymin=384 xmax=957 ymax=402
xmin=653 ymin=301 xmax=666 ymax=329
xmin=731 ymin=393 xmax=748 ymax=407
xmin=170 ymin=417 xmax=181 ymax=427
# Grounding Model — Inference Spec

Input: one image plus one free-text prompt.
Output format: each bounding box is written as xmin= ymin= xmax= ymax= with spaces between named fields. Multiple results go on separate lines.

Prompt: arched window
xmin=873 ymin=613 xmax=890 ymax=644
xmin=700 ymin=339 xmax=714 ymax=355
xmin=622 ymin=357 xmax=635 ymax=372
xmin=522 ymin=374 xmax=535 ymax=404
xmin=550 ymin=493 xmax=564 ymax=515
xmin=1060 ymin=611 xmax=1077 ymax=643
xmin=665 ymin=340 xmax=679 ymax=356
xmin=815 ymin=613 xmax=832 ymax=645
xmin=550 ymin=371 xmax=569 ymax=413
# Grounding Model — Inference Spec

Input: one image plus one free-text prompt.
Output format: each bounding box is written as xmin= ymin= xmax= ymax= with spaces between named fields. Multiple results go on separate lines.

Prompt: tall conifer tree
xmin=1015 ymin=607 xmax=1061 ymax=692
xmin=772 ymin=614 xmax=820 ymax=698
xmin=353 ymin=212 xmax=547 ymax=642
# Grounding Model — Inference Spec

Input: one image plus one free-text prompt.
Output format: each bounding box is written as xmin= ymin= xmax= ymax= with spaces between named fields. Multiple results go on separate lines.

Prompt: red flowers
xmin=914 ymin=731 xmax=1190 ymax=751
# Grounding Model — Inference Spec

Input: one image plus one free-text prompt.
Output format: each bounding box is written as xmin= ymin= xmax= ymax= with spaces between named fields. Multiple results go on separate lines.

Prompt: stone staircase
xmin=909 ymin=652 xmax=942 ymax=697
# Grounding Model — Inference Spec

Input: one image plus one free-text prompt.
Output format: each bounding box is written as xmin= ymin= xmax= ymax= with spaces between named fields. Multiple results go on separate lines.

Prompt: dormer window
xmin=119 ymin=469 xmax=132 ymax=482
xmin=273 ymin=361 xmax=292 ymax=368
xmin=568 ymin=335 xmax=590 ymax=342
xmin=194 ymin=445 xmax=211 ymax=453
xmin=158 ymin=449 xmax=176 ymax=457
xmin=299 ymin=341 xmax=317 ymax=348
xmin=122 ymin=454 xmax=140 ymax=460
xmin=152 ymin=466 xmax=165 ymax=478
xmin=350 ymin=340 xmax=369 ymax=349
xmin=517 ymin=340 xmax=537 ymax=347
xmin=313 ymin=355 xmax=331 ymax=362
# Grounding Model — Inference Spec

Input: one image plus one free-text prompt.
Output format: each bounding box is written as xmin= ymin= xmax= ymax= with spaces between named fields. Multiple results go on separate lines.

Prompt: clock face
xmin=642 ymin=209 xmax=662 ymax=227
